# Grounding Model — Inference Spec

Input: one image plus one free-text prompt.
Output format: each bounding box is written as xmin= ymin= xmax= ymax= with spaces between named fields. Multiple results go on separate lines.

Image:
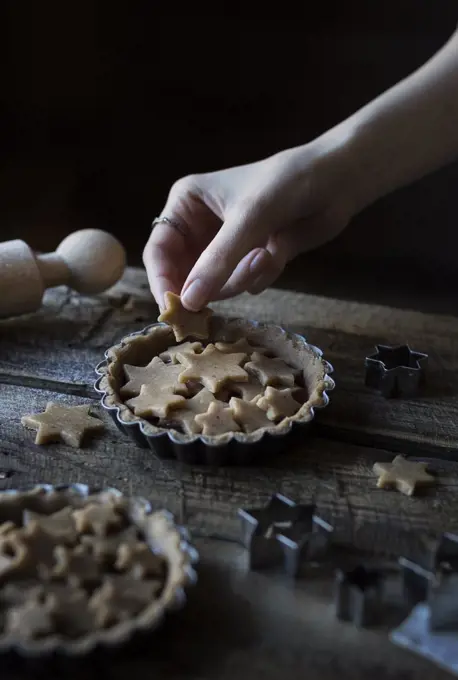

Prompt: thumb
xmin=180 ymin=205 xmax=268 ymax=310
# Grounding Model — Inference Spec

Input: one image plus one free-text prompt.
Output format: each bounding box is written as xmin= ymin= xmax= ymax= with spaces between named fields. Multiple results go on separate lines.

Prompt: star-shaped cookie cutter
xmin=334 ymin=564 xmax=385 ymax=627
xmin=364 ymin=344 xmax=428 ymax=398
xmin=238 ymin=493 xmax=333 ymax=577
xmin=399 ymin=533 xmax=458 ymax=612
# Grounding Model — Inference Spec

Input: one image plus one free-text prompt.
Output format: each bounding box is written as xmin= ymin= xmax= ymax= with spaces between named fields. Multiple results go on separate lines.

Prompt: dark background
xmin=3 ymin=2 xmax=458 ymax=311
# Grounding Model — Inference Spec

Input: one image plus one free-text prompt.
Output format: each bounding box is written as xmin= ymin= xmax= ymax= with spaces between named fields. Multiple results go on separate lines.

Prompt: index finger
xmin=143 ymin=219 xmax=191 ymax=309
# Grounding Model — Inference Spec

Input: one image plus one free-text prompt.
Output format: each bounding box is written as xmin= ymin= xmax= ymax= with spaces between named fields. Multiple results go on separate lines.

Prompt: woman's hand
xmin=144 ymin=28 xmax=458 ymax=312
xmin=143 ymin=137 xmax=358 ymax=311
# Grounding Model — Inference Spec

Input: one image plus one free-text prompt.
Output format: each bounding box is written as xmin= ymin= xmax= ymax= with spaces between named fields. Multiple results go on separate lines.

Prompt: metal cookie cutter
xmin=428 ymin=571 xmax=458 ymax=632
xmin=364 ymin=344 xmax=428 ymax=398
xmin=334 ymin=564 xmax=384 ymax=627
xmin=428 ymin=532 xmax=458 ymax=632
xmin=391 ymin=603 xmax=458 ymax=676
xmin=392 ymin=536 xmax=458 ymax=672
xmin=238 ymin=493 xmax=333 ymax=577
xmin=277 ymin=512 xmax=333 ymax=578
xmin=399 ymin=556 xmax=436 ymax=608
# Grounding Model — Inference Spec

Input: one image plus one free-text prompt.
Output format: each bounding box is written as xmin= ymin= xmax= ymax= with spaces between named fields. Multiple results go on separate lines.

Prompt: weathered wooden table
xmin=3 ymin=268 xmax=458 ymax=680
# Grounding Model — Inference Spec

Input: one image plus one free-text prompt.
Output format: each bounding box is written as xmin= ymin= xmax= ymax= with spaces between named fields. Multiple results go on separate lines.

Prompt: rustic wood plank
xmin=108 ymin=268 xmax=458 ymax=346
xmin=213 ymin=290 xmax=458 ymax=456
xmin=102 ymin=273 xmax=458 ymax=456
xmin=0 ymin=284 xmax=151 ymax=388
xmin=2 ymin=269 xmax=458 ymax=456
xmin=1 ymin=383 xmax=457 ymax=560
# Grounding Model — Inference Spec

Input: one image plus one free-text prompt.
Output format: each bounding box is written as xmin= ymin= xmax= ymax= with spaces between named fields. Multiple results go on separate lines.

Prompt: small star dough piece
xmin=89 ymin=576 xmax=163 ymax=627
xmin=164 ymin=388 xmax=216 ymax=435
xmin=229 ymin=397 xmax=272 ymax=433
xmin=159 ymin=341 xmax=203 ymax=364
xmin=23 ymin=507 xmax=78 ymax=545
xmin=5 ymin=600 xmax=54 ymax=639
xmin=81 ymin=526 xmax=138 ymax=566
xmin=373 ymin=455 xmax=434 ymax=496
xmin=194 ymin=401 xmax=241 ymax=437
xmin=229 ymin=376 xmax=264 ymax=402
xmin=115 ymin=541 xmax=165 ymax=578
xmin=245 ymin=353 xmax=297 ymax=388
xmin=49 ymin=544 xmax=101 ymax=586
xmin=21 ymin=402 xmax=104 ymax=448
xmin=26 ymin=523 xmax=72 ymax=573
xmin=215 ymin=338 xmax=267 ymax=355
xmin=120 ymin=356 xmax=189 ymax=398
xmin=7 ymin=522 xmax=63 ymax=577
xmin=256 ymin=386 xmax=302 ymax=421
xmin=177 ymin=344 xmax=248 ymax=393
xmin=158 ymin=291 xmax=213 ymax=342
xmin=73 ymin=502 xmax=125 ymax=537
xmin=126 ymin=383 xmax=186 ymax=419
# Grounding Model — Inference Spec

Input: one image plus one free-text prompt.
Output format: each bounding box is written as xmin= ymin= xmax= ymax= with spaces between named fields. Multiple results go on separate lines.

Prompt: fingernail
xmin=250 ymin=249 xmax=267 ymax=275
xmin=181 ymin=279 xmax=208 ymax=311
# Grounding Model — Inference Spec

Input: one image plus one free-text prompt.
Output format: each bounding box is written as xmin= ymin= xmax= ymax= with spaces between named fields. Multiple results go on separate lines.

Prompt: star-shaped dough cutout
xmin=81 ymin=526 xmax=138 ymax=566
xmin=115 ymin=541 xmax=165 ymax=578
xmin=120 ymin=356 xmax=189 ymax=398
xmin=17 ymin=521 xmax=64 ymax=570
xmin=73 ymin=502 xmax=125 ymax=537
xmin=215 ymin=338 xmax=267 ymax=356
xmin=126 ymin=383 xmax=186 ymax=419
xmin=176 ymin=344 xmax=248 ymax=393
xmin=162 ymin=388 xmax=216 ymax=435
xmin=23 ymin=507 xmax=78 ymax=545
xmin=256 ymin=386 xmax=302 ymax=421
xmin=159 ymin=341 xmax=203 ymax=364
xmin=373 ymin=455 xmax=434 ymax=496
xmin=89 ymin=576 xmax=163 ymax=627
xmin=229 ymin=397 xmax=272 ymax=433
xmin=194 ymin=401 xmax=241 ymax=436
xmin=245 ymin=353 xmax=298 ymax=388
xmin=21 ymin=403 xmax=105 ymax=448
xmin=158 ymin=291 xmax=213 ymax=342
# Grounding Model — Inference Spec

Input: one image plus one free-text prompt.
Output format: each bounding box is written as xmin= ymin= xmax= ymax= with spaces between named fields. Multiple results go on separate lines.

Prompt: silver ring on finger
xmin=151 ymin=216 xmax=187 ymax=236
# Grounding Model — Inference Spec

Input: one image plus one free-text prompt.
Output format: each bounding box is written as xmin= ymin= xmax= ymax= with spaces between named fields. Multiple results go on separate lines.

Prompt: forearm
xmin=323 ymin=28 xmax=458 ymax=211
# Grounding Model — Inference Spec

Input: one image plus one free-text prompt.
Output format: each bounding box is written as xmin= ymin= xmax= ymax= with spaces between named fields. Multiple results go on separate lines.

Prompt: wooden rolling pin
xmin=0 ymin=229 xmax=126 ymax=318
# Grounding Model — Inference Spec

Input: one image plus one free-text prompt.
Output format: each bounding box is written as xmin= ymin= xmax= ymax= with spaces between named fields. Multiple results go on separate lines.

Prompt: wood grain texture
xmin=1 ymin=268 xmax=457 ymax=680
xmin=213 ymin=290 xmax=458 ymax=456
xmin=2 ymin=269 xmax=457 ymax=456
xmin=0 ymin=269 xmax=457 ymax=555
xmin=1 ymin=383 xmax=457 ymax=560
